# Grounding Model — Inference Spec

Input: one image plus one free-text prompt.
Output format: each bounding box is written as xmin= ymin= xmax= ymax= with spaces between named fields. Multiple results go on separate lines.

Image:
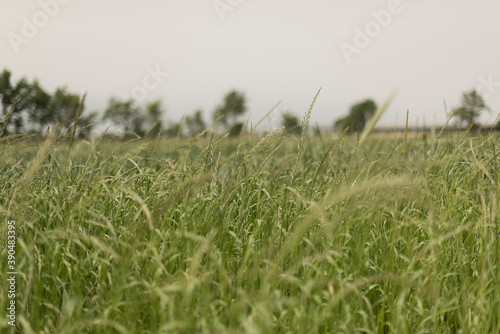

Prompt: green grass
xmin=0 ymin=126 xmax=499 ymax=333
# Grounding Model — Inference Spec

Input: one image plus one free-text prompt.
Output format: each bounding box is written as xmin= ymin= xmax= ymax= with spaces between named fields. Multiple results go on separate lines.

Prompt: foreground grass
xmin=0 ymin=128 xmax=499 ymax=333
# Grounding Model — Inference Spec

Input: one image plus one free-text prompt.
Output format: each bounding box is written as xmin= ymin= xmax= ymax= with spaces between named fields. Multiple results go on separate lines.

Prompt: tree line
xmin=0 ymin=68 xmax=244 ymax=138
xmin=1 ymin=68 xmax=498 ymax=139
xmin=0 ymin=69 xmax=96 ymax=136
xmin=335 ymin=90 xmax=498 ymax=134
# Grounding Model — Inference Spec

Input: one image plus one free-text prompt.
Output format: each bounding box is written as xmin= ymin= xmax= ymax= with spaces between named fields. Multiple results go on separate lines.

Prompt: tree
xmin=144 ymin=100 xmax=165 ymax=137
xmin=213 ymin=90 xmax=247 ymax=134
xmin=185 ymin=109 xmax=206 ymax=137
xmin=103 ymin=97 xmax=144 ymax=136
xmin=281 ymin=112 xmax=301 ymax=135
xmin=27 ymin=80 xmax=51 ymax=132
xmin=0 ymin=69 xmax=16 ymax=124
xmin=103 ymin=98 xmax=169 ymax=138
xmin=48 ymin=87 xmax=81 ymax=127
xmin=103 ymin=98 xmax=167 ymax=137
xmin=0 ymin=69 xmax=95 ymax=136
xmin=335 ymin=99 xmax=377 ymax=133
xmin=454 ymin=89 xmax=489 ymax=128
xmin=0 ymin=69 xmax=32 ymax=133
xmin=42 ymin=87 xmax=95 ymax=137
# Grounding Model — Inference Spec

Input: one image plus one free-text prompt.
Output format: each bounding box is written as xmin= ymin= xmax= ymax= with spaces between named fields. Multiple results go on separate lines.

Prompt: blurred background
xmin=1 ymin=0 xmax=499 ymax=136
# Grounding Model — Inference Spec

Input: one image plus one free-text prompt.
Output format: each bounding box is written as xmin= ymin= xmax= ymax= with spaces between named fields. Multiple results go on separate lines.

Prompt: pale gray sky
xmin=1 ymin=0 xmax=500 ymax=131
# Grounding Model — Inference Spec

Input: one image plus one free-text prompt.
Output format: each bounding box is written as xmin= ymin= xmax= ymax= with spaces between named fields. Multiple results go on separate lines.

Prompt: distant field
xmin=1 ymin=129 xmax=499 ymax=333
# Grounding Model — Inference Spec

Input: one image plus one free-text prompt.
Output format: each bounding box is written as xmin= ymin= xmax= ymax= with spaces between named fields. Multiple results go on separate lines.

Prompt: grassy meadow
xmin=1 ymin=113 xmax=500 ymax=333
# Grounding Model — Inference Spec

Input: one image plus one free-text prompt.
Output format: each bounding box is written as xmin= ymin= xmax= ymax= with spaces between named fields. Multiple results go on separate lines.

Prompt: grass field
xmin=1 ymin=118 xmax=500 ymax=333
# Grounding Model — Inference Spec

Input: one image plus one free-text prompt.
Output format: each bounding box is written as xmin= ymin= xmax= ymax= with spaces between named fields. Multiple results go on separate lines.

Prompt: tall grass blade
xmin=358 ymin=91 xmax=395 ymax=147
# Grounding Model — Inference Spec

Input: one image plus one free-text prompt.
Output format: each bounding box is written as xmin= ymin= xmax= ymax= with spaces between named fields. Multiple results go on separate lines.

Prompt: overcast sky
xmin=1 ymin=0 xmax=500 ymax=131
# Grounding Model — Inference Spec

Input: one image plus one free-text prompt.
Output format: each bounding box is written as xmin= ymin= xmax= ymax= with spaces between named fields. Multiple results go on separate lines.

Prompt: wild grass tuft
xmin=0 ymin=94 xmax=499 ymax=333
